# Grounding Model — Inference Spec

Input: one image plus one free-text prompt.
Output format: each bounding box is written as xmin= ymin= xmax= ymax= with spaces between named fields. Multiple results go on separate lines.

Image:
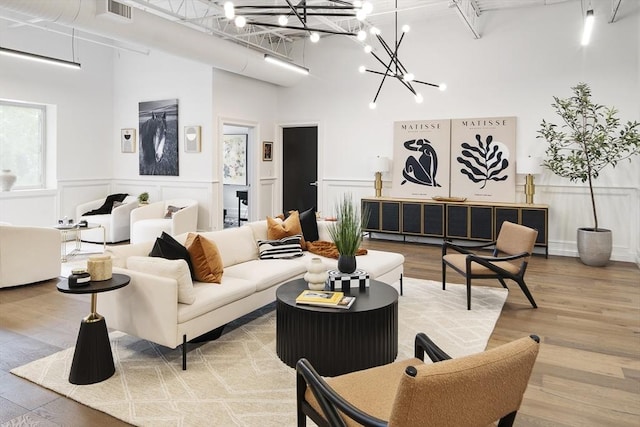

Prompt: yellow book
xmin=296 ymin=290 xmax=344 ymax=306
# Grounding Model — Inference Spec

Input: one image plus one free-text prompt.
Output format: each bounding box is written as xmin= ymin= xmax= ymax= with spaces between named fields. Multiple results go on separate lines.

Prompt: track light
xmin=0 ymin=46 xmax=81 ymax=69
xmin=581 ymin=9 xmax=594 ymax=46
xmin=264 ymin=54 xmax=309 ymax=75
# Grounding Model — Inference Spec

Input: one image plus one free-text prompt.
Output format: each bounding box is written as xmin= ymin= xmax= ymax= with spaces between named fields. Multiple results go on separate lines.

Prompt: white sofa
xmin=76 ymin=196 xmax=139 ymax=243
xmin=130 ymin=198 xmax=198 ymax=244
xmin=101 ymin=220 xmax=404 ymax=368
xmin=0 ymin=223 xmax=60 ymax=288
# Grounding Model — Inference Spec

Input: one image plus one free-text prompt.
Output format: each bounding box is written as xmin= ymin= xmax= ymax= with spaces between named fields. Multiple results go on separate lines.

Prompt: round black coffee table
xmin=57 ymin=273 xmax=130 ymax=385
xmin=276 ymin=278 xmax=398 ymax=377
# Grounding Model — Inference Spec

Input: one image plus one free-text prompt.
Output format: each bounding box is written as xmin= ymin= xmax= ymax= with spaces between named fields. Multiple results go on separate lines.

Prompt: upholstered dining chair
xmin=296 ymin=333 xmax=540 ymax=427
xmin=442 ymin=221 xmax=538 ymax=310
xmin=130 ymin=198 xmax=198 ymax=244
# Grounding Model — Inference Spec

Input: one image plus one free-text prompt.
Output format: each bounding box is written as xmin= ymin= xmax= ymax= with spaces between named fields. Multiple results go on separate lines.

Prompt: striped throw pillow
xmin=258 ymin=235 xmax=304 ymax=259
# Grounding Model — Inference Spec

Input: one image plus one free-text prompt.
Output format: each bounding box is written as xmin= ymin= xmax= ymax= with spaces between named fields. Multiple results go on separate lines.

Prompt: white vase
xmin=0 ymin=170 xmax=17 ymax=191
xmin=304 ymin=257 xmax=328 ymax=291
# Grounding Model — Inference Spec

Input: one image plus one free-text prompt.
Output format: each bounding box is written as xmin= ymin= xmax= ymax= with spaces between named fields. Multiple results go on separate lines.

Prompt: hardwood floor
xmin=1 ymin=239 xmax=638 ymax=426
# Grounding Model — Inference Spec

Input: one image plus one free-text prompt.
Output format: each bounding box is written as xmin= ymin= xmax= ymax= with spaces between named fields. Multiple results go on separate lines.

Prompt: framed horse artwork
xmin=138 ymin=99 xmax=179 ymax=176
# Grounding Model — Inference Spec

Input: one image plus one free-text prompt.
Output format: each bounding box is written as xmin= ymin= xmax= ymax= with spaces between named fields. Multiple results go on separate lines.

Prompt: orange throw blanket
xmin=306 ymin=241 xmax=368 ymax=259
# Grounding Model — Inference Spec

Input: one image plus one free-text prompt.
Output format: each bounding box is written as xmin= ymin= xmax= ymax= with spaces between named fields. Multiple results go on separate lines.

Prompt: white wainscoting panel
xmin=259 ymin=178 xmax=277 ymax=218
xmin=0 ymin=190 xmax=58 ymax=226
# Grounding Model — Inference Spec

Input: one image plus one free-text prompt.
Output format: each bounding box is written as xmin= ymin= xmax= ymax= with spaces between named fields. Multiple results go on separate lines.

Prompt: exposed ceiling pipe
xmin=0 ymin=0 xmax=304 ymax=87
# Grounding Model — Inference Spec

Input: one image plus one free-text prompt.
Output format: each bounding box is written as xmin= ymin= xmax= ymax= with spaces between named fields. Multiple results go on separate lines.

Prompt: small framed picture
xmin=121 ymin=128 xmax=136 ymax=153
xmin=184 ymin=125 xmax=201 ymax=153
xmin=263 ymin=141 xmax=273 ymax=161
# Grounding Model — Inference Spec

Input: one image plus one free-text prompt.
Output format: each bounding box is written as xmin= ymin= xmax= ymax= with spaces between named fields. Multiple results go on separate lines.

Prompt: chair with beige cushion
xmin=130 ymin=198 xmax=198 ymax=244
xmin=76 ymin=195 xmax=139 ymax=243
xmin=296 ymin=333 xmax=540 ymax=427
xmin=442 ymin=221 xmax=538 ymax=310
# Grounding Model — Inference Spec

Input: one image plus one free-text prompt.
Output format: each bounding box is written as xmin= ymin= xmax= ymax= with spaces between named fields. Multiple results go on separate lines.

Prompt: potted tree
xmin=538 ymin=83 xmax=640 ymax=266
xmin=327 ymin=193 xmax=369 ymax=273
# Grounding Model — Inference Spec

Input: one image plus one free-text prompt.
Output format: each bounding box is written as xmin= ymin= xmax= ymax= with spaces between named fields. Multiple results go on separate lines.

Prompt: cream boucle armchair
xmin=76 ymin=195 xmax=139 ymax=243
xmin=297 ymin=333 xmax=540 ymax=427
xmin=0 ymin=224 xmax=60 ymax=288
xmin=129 ymin=198 xmax=198 ymax=244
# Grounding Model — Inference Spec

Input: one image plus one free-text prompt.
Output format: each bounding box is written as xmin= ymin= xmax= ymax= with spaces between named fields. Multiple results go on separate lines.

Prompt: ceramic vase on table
xmin=304 ymin=257 xmax=328 ymax=290
xmin=0 ymin=169 xmax=17 ymax=191
xmin=337 ymin=254 xmax=357 ymax=274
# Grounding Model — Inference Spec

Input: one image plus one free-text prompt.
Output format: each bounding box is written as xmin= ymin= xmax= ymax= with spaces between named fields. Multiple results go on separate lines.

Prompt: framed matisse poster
xmin=390 ymin=119 xmax=451 ymax=199
xmin=450 ymin=116 xmax=516 ymax=202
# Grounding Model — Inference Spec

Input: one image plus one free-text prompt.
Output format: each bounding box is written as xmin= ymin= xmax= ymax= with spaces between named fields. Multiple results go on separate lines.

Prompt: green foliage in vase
xmin=327 ymin=193 xmax=370 ymax=256
xmin=457 ymin=134 xmax=510 ymax=189
xmin=538 ymin=83 xmax=640 ymax=230
xmin=138 ymin=192 xmax=149 ymax=203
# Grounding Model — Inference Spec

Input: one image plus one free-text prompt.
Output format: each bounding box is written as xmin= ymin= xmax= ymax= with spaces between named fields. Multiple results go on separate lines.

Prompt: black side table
xmin=57 ymin=273 xmax=130 ymax=385
xmin=276 ymin=278 xmax=398 ymax=377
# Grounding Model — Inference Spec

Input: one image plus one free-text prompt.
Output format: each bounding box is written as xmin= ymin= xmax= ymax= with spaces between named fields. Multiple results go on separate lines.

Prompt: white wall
xmin=0 ymin=20 xmax=114 ymax=225
xmin=277 ymin=1 xmax=640 ymax=262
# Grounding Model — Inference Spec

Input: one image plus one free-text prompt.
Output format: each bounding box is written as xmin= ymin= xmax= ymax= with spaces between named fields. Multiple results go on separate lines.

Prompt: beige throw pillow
xmin=126 ymin=256 xmax=195 ymax=305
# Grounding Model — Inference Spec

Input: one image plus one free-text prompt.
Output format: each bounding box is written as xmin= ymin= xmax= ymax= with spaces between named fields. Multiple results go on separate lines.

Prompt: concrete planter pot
xmin=577 ymin=228 xmax=612 ymax=267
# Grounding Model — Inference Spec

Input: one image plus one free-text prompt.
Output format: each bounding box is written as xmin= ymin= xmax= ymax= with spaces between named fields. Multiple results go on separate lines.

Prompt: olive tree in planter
xmin=538 ymin=83 xmax=640 ymax=266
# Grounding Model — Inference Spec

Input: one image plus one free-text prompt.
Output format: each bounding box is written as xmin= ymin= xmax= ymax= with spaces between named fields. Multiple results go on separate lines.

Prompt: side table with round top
xmin=56 ymin=273 xmax=130 ymax=385
xmin=276 ymin=278 xmax=398 ymax=377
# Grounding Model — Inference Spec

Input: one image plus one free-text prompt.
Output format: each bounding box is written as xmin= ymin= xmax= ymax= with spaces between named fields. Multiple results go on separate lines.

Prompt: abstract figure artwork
xmin=138 ymin=99 xmax=179 ymax=176
xmin=450 ymin=117 xmax=516 ymax=202
xmin=391 ymin=120 xmax=451 ymax=199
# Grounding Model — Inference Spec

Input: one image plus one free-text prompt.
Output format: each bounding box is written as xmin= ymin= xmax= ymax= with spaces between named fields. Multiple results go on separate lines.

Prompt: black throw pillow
xmin=149 ymin=232 xmax=195 ymax=278
xmin=82 ymin=193 xmax=128 ymax=216
xmin=299 ymin=207 xmax=319 ymax=242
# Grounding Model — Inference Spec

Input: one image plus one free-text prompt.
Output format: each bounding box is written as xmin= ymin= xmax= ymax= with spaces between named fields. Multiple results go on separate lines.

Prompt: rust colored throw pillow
xmin=267 ymin=211 xmax=307 ymax=249
xmin=185 ymin=233 xmax=224 ymax=283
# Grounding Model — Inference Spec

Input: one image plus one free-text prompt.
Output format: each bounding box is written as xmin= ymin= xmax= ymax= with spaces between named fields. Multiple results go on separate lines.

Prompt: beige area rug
xmin=12 ymin=278 xmax=507 ymax=427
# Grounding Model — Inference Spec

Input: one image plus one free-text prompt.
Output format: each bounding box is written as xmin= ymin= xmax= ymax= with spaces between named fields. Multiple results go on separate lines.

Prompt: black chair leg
xmin=442 ymin=263 xmax=446 ymax=290
xmin=466 ymin=276 xmax=472 ymax=310
xmin=517 ymin=279 xmax=538 ymax=308
xmin=400 ymin=273 xmax=403 ymax=296
xmin=498 ymin=410 xmax=518 ymax=427
xmin=182 ymin=334 xmax=187 ymax=370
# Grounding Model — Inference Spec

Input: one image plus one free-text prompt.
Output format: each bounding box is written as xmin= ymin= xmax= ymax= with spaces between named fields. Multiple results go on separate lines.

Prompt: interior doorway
xmin=282 ymin=126 xmax=318 ymax=213
xmin=222 ymin=124 xmax=253 ymax=228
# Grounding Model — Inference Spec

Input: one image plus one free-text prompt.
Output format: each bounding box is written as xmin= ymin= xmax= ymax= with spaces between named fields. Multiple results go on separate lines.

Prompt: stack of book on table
xmin=295 ymin=290 xmax=356 ymax=309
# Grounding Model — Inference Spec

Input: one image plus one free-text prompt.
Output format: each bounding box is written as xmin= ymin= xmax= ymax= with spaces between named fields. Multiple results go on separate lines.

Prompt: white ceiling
xmin=124 ymin=0 xmax=581 ymax=57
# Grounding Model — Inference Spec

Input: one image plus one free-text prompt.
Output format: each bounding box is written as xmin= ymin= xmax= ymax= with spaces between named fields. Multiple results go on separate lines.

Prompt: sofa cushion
xmin=224 ymin=259 xmax=307 ymax=292
xmin=164 ymin=205 xmax=184 ymax=219
xmin=178 ymin=277 xmax=256 ymax=323
xmin=195 ymin=226 xmax=258 ymax=267
xmin=258 ymin=235 xmax=304 ymax=259
xmin=298 ymin=207 xmax=319 ymax=242
xmin=149 ymin=232 xmax=195 ymax=277
xmin=185 ymin=233 xmax=224 ymax=283
xmin=267 ymin=211 xmax=306 ymax=249
xmin=127 ymin=256 xmax=196 ymax=305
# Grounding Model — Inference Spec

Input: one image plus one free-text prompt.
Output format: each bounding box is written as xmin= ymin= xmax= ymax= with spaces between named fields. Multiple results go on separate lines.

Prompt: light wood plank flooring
xmin=1 ymin=239 xmax=638 ymax=426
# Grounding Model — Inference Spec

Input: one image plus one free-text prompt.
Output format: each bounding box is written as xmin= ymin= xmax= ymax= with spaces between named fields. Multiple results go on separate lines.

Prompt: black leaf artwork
xmin=400 ymin=139 xmax=441 ymax=187
xmin=456 ymin=134 xmax=509 ymax=189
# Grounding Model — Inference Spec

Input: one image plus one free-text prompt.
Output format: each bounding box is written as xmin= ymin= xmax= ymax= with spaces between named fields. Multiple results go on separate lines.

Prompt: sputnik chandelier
xmin=359 ymin=0 xmax=446 ymax=109
xmin=222 ymin=1 xmax=373 ymax=41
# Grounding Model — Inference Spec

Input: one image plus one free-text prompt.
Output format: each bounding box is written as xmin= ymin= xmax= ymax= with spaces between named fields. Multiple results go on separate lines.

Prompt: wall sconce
xmin=517 ymin=156 xmax=542 ymax=204
xmin=370 ymin=156 xmax=390 ymax=198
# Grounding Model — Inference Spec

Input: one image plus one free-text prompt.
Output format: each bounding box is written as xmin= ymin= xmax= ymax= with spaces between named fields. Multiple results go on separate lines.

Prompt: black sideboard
xmin=362 ymin=197 xmax=549 ymax=257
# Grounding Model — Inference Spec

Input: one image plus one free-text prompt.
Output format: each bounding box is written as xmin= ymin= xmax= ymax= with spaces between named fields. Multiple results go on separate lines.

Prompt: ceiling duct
xmin=96 ymin=0 xmax=132 ymax=23
xmin=0 ymin=0 xmax=304 ymax=87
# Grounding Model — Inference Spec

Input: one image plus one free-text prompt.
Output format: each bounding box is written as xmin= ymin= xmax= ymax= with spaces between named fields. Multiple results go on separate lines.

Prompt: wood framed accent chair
xmin=442 ymin=221 xmax=538 ymax=310
xmin=76 ymin=195 xmax=139 ymax=243
xmin=130 ymin=198 xmax=198 ymax=244
xmin=296 ymin=333 xmax=540 ymax=427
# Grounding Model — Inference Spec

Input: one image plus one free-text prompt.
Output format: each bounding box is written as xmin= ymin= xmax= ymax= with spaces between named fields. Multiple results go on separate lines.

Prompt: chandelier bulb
xmin=439 ymin=83 xmax=447 ymax=91
xmin=356 ymin=10 xmax=366 ymax=21
xmin=358 ymin=65 xmax=366 ymax=73
xmin=364 ymin=45 xmax=372 ymax=54
xmin=369 ymin=27 xmax=380 ymax=36
xmin=357 ymin=30 xmax=367 ymax=41
xmin=362 ymin=2 xmax=373 ymax=14
xmin=403 ymin=73 xmax=414 ymax=82
xmin=224 ymin=2 xmax=235 ymax=20
xmin=369 ymin=102 xmax=377 ymax=110
xmin=234 ymin=16 xmax=246 ymax=28
xmin=310 ymin=32 xmax=320 ymax=43
xmin=402 ymin=25 xmax=410 ymax=33
xmin=415 ymin=93 xmax=424 ymax=104
xmin=278 ymin=15 xmax=288 ymax=26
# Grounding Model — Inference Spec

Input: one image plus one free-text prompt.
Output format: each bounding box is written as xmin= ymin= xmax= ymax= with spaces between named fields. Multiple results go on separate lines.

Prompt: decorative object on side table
xmin=304 ymin=257 xmax=328 ymax=290
xmin=68 ymin=268 xmax=91 ymax=288
xmin=538 ymin=82 xmax=640 ymax=266
xmin=327 ymin=269 xmax=370 ymax=292
xmin=87 ymin=254 xmax=112 ymax=281
xmin=0 ymin=169 xmax=17 ymax=191
xmin=327 ymin=193 xmax=369 ymax=274
xmin=370 ymin=156 xmax=390 ymax=198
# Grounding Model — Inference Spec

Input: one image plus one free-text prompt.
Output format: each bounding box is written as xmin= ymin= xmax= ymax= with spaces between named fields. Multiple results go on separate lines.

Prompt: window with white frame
xmin=0 ymin=100 xmax=46 ymax=189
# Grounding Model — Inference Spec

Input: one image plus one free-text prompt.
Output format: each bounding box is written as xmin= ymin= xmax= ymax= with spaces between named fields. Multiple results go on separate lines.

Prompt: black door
xmin=283 ymin=126 xmax=318 ymax=212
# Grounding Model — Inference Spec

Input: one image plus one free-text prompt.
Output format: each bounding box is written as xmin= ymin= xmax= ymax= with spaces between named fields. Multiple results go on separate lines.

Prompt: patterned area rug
xmin=11 ymin=278 xmax=507 ymax=426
